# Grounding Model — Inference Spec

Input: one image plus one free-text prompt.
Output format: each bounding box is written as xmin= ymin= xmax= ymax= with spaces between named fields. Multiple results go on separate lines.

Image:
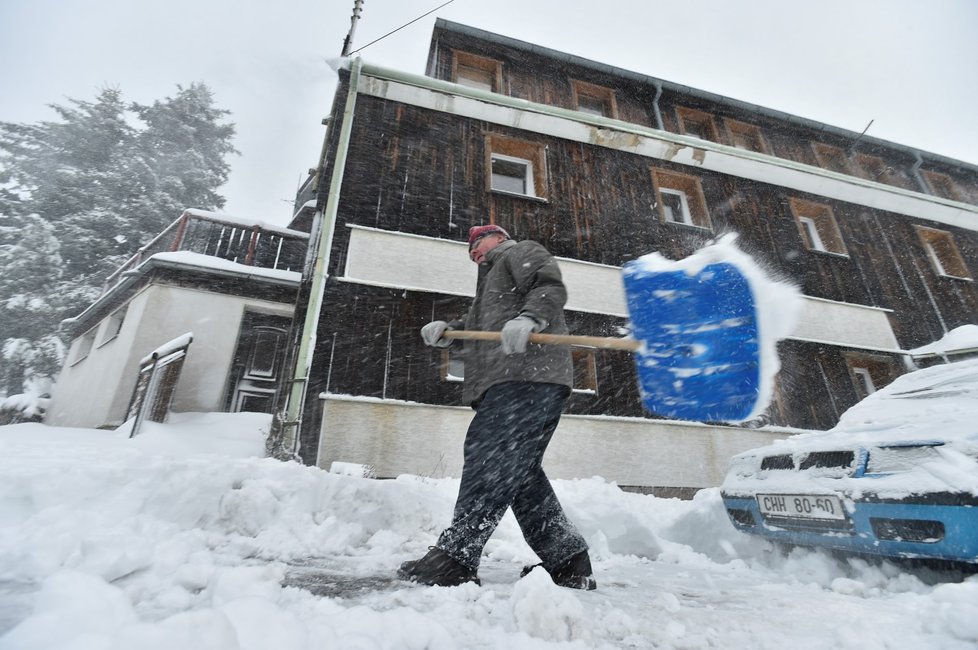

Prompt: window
xmin=852 ymin=367 xmax=876 ymax=397
xmin=811 ymin=143 xmax=852 ymax=175
xmin=723 ymin=118 xmax=769 ymax=154
xmin=921 ymin=170 xmax=964 ymax=202
xmin=452 ymin=51 xmax=502 ymax=93
xmin=789 ymin=198 xmax=847 ymax=255
xmin=486 ymin=135 xmax=548 ymax=199
xmin=916 ymin=226 xmax=972 ymax=279
xmin=660 ymin=189 xmax=693 ymax=225
xmin=440 ymin=349 xmax=465 ymax=382
xmin=126 ymin=336 xmax=193 ymax=436
xmin=97 ymin=306 xmax=127 ymax=347
xmin=70 ymin=328 xmax=98 ymax=365
xmin=491 ymin=154 xmax=533 ymax=195
xmin=853 ymin=153 xmax=892 ymax=183
xmin=798 ymin=216 xmax=824 ymax=250
xmin=652 ymin=169 xmax=712 ymax=230
xmin=571 ymin=80 xmax=618 ymax=119
xmin=845 ymin=354 xmax=896 ymax=401
xmin=442 ymin=346 xmax=597 ymax=393
xmin=572 ymin=348 xmax=598 ymax=394
xmin=676 ymin=107 xmax=719 ymax=142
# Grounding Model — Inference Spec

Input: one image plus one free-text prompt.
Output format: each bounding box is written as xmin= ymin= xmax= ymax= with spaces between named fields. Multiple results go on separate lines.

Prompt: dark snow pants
xmin=436 ymin=381 xmax=589 ymax=570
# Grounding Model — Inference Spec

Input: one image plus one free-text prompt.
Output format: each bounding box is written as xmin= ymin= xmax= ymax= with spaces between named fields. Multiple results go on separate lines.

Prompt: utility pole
xmin=341 ymin=0 xmax=365 ymax=57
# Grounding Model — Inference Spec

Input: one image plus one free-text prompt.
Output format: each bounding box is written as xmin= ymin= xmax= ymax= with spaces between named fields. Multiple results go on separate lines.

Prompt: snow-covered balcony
xmin=101 ymin=209 xmax=309 ymax=296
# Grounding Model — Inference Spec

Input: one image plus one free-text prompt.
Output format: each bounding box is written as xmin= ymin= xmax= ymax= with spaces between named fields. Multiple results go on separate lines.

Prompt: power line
xmin=346 ymin=0 xmax=455 ymax=56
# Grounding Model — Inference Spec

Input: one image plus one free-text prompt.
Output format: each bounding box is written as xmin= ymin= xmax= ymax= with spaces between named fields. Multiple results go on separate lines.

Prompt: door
xmin=226 ymin=313 xmax=291 ymax=413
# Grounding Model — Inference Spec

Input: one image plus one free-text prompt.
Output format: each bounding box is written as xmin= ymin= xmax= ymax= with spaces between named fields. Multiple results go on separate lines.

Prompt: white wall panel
xmin=344 ymin=225 xmax=901 ymax=352
xmin=317 ymin=395 xmax=793 ymax=488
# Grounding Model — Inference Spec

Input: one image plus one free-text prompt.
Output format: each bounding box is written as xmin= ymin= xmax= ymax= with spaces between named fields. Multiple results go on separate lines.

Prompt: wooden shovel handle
xmin=442 ymin=329 xmax=641 ymax=351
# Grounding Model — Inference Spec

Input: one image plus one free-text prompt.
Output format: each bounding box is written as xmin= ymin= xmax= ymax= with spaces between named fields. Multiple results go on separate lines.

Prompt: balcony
xmin=101 ymin=209 xmax=309 ymax=296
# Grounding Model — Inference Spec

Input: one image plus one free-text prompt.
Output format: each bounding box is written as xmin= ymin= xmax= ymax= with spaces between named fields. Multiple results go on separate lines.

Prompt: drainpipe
xmin=911 ymin=150 xmax=930 ymax=195
xmin=278 ymin=57 xmax=364 ymax=458
xmin=651 ymin=80 xmax=664 ymax=131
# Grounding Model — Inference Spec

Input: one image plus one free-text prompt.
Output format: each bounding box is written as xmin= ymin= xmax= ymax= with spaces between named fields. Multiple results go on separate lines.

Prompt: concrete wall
xmin=316 ymin=394 xmax=799 ymax=490
xmin=47 ymin=284 xmax=293 ymax=429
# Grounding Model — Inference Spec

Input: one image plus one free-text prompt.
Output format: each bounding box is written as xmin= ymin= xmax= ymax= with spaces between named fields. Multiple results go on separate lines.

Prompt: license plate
xmin=757 ymin=494 xmax=846 ymax=520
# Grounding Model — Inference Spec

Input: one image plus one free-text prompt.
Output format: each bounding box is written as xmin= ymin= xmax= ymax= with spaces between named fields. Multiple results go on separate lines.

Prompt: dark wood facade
xmin=292 ymin=20 xmax=978 ymax=463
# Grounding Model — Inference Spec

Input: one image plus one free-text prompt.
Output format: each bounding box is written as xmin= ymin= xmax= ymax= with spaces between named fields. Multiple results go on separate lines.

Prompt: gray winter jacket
xmin=449 ymin=239 xmax=574 ymax=406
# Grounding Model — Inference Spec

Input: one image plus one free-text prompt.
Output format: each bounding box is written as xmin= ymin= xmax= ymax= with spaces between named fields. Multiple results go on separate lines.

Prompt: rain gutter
xmin=281 ymin=57 xmax=363 ymax=457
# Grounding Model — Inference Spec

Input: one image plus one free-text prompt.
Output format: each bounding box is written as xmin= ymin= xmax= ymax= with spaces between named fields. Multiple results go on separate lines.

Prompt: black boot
xmin=521 ymin=550 xmax=596 ymax=590
xmin=397 ymin=547 xmax=481 ymax=587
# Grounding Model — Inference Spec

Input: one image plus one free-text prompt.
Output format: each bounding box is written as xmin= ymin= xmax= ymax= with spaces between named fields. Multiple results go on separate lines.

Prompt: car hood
xmin=724 ymin=357 xmax=978 ymax=498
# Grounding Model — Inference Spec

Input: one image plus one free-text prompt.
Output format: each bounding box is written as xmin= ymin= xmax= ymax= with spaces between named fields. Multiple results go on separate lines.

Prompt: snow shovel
xmin=442 ymin=246 xmax=766 ymax=423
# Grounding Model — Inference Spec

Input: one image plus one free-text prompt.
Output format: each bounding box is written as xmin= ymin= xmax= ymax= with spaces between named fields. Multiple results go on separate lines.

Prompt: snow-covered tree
xmin=0 ymin=84 xmax=236 ymax=397
xmin=0 ymin=215 xmax=66 ymax=396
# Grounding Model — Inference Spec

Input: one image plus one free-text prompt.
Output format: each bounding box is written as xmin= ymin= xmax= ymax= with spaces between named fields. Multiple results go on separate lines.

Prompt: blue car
xmin=721 ymin=357 xmax=978 ymax=565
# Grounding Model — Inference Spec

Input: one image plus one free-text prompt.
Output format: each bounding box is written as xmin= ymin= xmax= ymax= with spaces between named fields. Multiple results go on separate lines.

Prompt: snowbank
xmin=1 ymin=412 xmax=976 ymax=649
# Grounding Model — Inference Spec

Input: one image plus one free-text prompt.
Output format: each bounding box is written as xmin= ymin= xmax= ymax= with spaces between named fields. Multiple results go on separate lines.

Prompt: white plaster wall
xmin=47 ymin=284 xmax=292 ymax=428
xmin=47 ymin=288 xmax=153 ymax=428
xmin=317 ymin=395 xmax=793 ymax=488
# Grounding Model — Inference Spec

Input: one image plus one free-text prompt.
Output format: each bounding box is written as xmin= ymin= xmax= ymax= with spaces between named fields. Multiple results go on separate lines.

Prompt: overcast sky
xmin=2 ymin=0 xmax=976 ymax=226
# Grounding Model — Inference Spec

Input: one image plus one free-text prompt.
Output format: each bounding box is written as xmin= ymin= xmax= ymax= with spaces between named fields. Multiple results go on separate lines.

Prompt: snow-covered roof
xmin=183 ymin=209 xmax=310 ymax=239
xmin=62 ymin=252 xmax=300 ymax=329
xmin=147 ymin=251 xmax=302 ymax=284
xmin=138 ymin=332 xmax=193 ymax=366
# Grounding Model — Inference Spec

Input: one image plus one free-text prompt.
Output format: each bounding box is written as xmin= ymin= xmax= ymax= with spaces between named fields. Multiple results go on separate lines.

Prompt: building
xmin=45 ymin=210 xmax=307 ymax=429
xmin=283 ymin=20 xmax=977 ymax=492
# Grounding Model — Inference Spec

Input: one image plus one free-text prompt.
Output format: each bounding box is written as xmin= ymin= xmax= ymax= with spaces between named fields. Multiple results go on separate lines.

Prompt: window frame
xmin=915 ymin=225 xmax=973 ymax=280
xmin=440 ymin=348 xmax=465 ymax=383
xmin=811 ymin=143 xmax=852 ymax=175
xmin=70 ymin=327 xmax=98 ymax=366
xmin=852 ymin=153 xmax=892 ymax=183
xmin=651 ymin=168 xmax=713 ymax=230
xmin=485 ymin=134 xmax=548 ymax=200
xmin=852 ymin=367 xmax=876 ymax=397
xmin=921 ymin=169 xmax=964 ymax=202
xmin=659 ymin=188 xmax=694 ymax=226
xmin=571 ymin=347 xmax=599 ymax=395
xmin=96 ymin=306 xmax=127 ymax=348
xmin=451 ymin=50 xmax=503 ymax=93
xmin=722 ymin=118 xmax=770 ymax=154
xmin=676 ymin=106 xmax=720 ymax=142
xmin=571 ymin=80 xmax=619 ymax=119
xmin=490 ymin=153 xmax=534 ymax=197
xmin=440 ymin=346 xmax=598 ymax=394
xmin=844 ymin=353 xmax=896 ymax=402
xmin=798 ymin=216 xmax=826 ymax=251
xmin=789 ymin=198 xmax=848 ymax=256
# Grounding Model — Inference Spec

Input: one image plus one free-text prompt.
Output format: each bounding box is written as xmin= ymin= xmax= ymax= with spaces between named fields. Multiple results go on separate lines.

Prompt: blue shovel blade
xmin=622 ymin=260 xmax=760 ymax=422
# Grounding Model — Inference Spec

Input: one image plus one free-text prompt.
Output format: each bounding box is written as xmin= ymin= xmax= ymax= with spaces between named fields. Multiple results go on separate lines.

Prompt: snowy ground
xmin=2 ymin=412 xmax=977 ymax=649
